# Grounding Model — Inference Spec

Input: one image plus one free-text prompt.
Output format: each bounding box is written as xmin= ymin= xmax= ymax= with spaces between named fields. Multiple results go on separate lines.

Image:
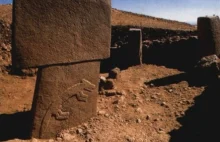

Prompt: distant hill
xmin=112 ymin=8 xmax=196 ymax=31
xmin=0 ymin=4 xmax=12 ymax=23
xmin=0 ymin=4 xmax=196 ymax=31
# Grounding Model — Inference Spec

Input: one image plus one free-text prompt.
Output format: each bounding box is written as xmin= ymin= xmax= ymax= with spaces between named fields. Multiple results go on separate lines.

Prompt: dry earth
xmin=111 ymin=9 xmax=196 ymax=31
xmin=1 ymin=64 xmax=210 ymax=142
xmin=0 ymin=4 xmax=12 ymax=23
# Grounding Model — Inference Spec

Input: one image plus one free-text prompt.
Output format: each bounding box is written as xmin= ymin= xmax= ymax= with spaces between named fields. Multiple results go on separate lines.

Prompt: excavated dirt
xmin=1 ymin=64 xmax=212 ymax=142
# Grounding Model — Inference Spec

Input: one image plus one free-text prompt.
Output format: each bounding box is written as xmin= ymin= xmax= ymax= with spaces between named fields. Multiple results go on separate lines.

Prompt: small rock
xmin=97 ymin=110 xmax=106 ymax=115
xmin=186 ymin=100 xmax=191 ymax=104
xmin=108 ymin=67 xmax=121 ymax=79
xmin=159 ymin=128 xmax=164 ymax=131
xmin=82 ymin=123 xmax=89 ymax=129
xmin=104 ymin=79 xmax=115 ymax=90
xmin=104 ymin=113 xmax=110 ymax=117
xmin=198 ymin=54 xmax=218 ymax=68
xmin=180 ymin=111 xmax=185 ymax=116
xmin=136 ymin=118 xmax=142 ymax=123
xmin=116 ymin=90 xmax=126 ymax=95
xmin=125 ymin=136 xmax=135 ymax=142
xmin=168 ymin=89 xmax=173 ymax=93
xmin=154 ymin=118 xmax=160 ymax=121
xmin=138 ymin=99 xmax=143 ymax=104
xmin=1 ymin=43 xmax=10 ymax=51
xmin=135 ymin=107 xmax=143 ymax=113
xmin=112 ymin=100 xmax=119 ymax=104
xmin=99 ymin=91 xmax=105 ymax=95
xmin=56 ymin=137 xmax=62 ymax=142
xmin=119 ymin=96 xmax=125 ymax=103
xmin=150 ymin=83 xmax=154 ymax=87
xmin=62 ymin=133 xmax=76 ymax=141
xmin=104 ymin=90 xmax=117 ymax=96
xmin=76 ymin=128 xmax=84 ymax=134
xmin=174 ymin=112 xmax=180 ymax=117
xmin=161 ymin=102 xmax=167 ymax=106
xmin=161 ymin=102 xmax=168 ymax=108
xmin=31 ymin=138 xmax=38 ymax=142
xmin=146 ymin=115 xmax=151 ymax=120
xmin=158 ymin=128 xmax=165 ymax=134
xmin=151 ymin=95 xmax=157 ymax=99
xmin=100 ymin=76 xmax=107 ymax=83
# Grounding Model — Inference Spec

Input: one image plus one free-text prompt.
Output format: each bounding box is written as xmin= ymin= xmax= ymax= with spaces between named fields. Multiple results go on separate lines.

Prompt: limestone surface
xmin=13 ymin=0 xmax=111 ymax=68
xmin=31 ymin=62 xmax=100 ymax=138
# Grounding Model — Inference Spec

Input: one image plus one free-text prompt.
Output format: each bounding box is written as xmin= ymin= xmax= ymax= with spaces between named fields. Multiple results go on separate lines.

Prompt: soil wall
xmin=101 ymin=26 xmax=198 ymax=72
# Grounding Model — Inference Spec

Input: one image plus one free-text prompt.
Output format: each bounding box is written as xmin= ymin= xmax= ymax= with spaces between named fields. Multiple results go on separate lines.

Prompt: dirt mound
xmin=0 ymin=19 xmax=11 ymax=73
xmin=112 ymin=8 xmax=196 ymax=31
xmin=0 ymin=4 xmax=12 ymax=24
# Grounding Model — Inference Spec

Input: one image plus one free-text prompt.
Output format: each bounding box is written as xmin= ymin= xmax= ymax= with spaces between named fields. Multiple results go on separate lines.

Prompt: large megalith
xmin=197 ymin=16 xmax=220 ymax=58
xmin=12 ymin=0 xmax=111 ymax=139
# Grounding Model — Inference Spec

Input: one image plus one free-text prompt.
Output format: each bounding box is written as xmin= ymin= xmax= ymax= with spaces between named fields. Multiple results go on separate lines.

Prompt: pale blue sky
xmin=0 ymin=0 xmax=11 ymax=4
xmin=112 ymin=0 xmax=220 ymax=24
xmin=1 ymin=0 xmax=220 ymax=24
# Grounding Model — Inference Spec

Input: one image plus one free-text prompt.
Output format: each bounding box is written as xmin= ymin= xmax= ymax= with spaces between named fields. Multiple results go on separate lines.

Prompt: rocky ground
xmin=2 ymin=63 xmax=218 ymax=142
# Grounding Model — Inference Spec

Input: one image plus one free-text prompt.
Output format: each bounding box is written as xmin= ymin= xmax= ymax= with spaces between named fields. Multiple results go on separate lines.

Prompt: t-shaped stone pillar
xmin=197 ymin=16 xmax=220 ymax=58
xmin=12 ymin=0 xmax=111 ymax=139
xmin=128 ymin=28 xmax=142 ymax=66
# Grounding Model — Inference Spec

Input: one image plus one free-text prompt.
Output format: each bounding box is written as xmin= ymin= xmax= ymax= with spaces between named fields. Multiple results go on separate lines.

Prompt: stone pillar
xmin=197 ymin=16 xmax=220 ymax=58
xmin=12 ymin=0 xmax=111 ymax=139
xmin=31 ymin=62 xmax=100 ymax=138
xmin=128 ymin=28 xmax=142 ymax=66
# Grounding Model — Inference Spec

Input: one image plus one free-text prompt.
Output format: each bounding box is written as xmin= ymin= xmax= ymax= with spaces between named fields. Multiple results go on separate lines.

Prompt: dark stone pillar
xmin=198 ymin=16 xmax=220 ymax=58
xmin=128 ymin=28 xmax=143 ymax=66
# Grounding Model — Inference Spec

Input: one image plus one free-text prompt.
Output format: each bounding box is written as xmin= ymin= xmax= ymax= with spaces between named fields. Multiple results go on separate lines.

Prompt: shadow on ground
xmin=145 ymin=69 xmax=217 ymax=87
xmin=169 ymin=82 xmax=220 ymax=142
xmin=0 ymin=111 xmax=32 ymax=141
xmin=145 ymin=70 xmax=220 ymax=142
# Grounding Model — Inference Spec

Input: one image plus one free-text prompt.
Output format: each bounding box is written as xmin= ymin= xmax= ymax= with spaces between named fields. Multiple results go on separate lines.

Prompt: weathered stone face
xmin=197 ymin=16 xmax=220 ymax=58
xmin=31 ymin=62 xmax=100 ymax=138
xmin=128 ymin=28 xmax=142 ymax=65
xmin=13 ymin=0 xmax=111 ymax=68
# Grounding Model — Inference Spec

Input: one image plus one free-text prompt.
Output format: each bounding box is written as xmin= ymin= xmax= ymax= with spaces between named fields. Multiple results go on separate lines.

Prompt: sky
xmin=0 ymin=0 xmax=11 ymax=4
xmin=1 ymin=0 xmax=220 ymax=24
xmin=112 ymin=0 xmax=220 ymax=24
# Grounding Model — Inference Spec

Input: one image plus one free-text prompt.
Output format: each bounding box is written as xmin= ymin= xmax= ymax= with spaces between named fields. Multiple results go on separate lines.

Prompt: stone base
xmin=31 ymin=62 xmax=100 ymax=138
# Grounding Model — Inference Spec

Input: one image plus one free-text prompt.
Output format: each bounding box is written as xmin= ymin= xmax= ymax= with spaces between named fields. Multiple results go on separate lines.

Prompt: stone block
xmin=31 ymin=61 xmax=100 ymax=138
xmin=197 ymin=16 xmax=220 ymax=58
xmin=128 ymin=28 xmax=142 ymax=65
xmin=13 ymin=0 xmax=111 ymax=68
xmin=108 ymin=67 xmax=121 ymax=79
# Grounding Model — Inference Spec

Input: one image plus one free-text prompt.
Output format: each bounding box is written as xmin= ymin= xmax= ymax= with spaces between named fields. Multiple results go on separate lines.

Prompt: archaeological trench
xmin=1 ymin=0 xmax=220 ymax=140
